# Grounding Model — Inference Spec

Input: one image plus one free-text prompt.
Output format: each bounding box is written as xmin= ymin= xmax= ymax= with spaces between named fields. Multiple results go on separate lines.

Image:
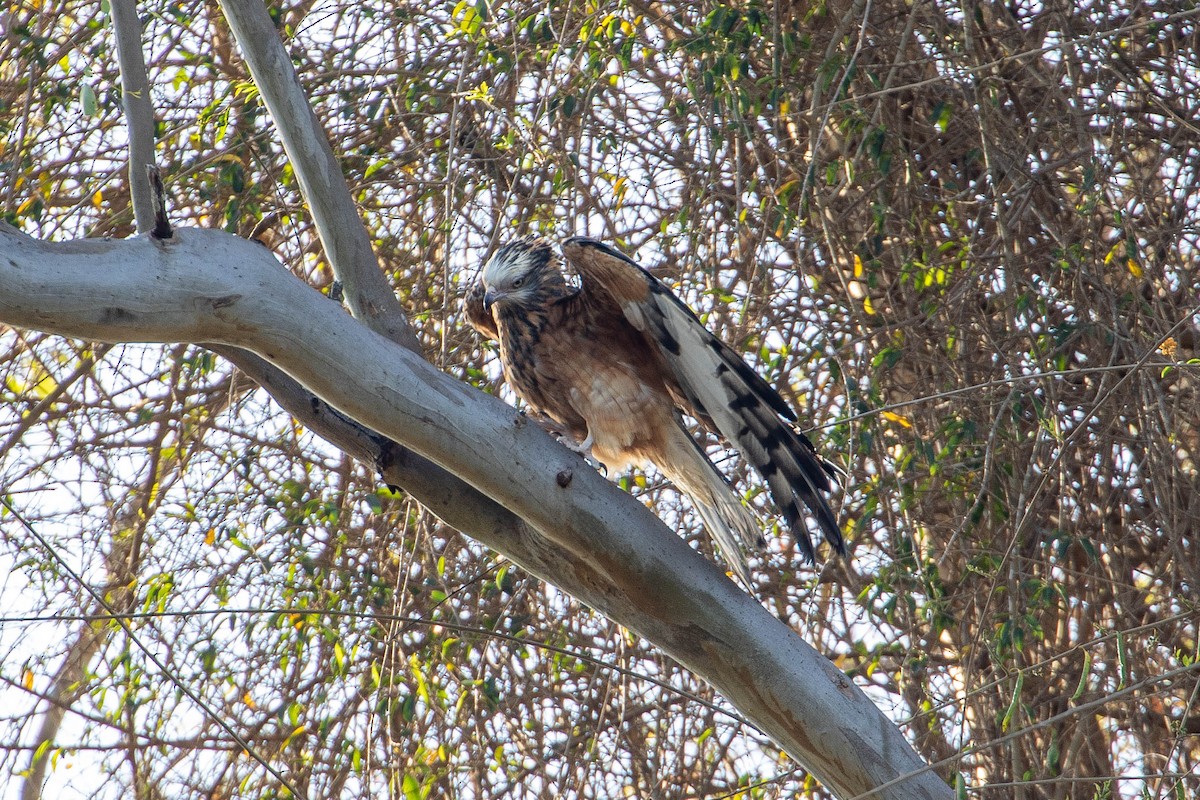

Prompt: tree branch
xmin=0 ymin=222 xmax=950 ymax=800
xmin=109 ymin=0 xmax=156 ymax=234
xmin=215 ymin=0 xmax=420 ymax=353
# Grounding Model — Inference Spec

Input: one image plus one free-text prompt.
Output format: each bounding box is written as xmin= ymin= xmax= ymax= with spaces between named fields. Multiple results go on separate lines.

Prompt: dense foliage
xmin=1 ymin=0 xmax=1197 ymax=797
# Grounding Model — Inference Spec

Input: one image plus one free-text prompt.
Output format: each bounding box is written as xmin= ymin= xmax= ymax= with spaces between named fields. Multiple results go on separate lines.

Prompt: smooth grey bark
xmin=216 ymin=0 xmax=421 ymax=353
xmin=0 ymin=222 xmax=951 ymax=800
xmin=109 ymin=0 xmax=156 ymax=233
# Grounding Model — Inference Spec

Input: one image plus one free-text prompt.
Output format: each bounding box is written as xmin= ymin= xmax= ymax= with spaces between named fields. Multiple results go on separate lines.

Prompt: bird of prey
xmin=464 ymin=236 xmax=845 ymax=582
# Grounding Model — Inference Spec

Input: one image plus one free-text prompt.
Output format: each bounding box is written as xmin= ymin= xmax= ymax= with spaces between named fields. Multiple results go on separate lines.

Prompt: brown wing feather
xmin=559 ymin=239 xmax=720 ymax=431
xmin=560 ymin=236 xmax=845 ymax=562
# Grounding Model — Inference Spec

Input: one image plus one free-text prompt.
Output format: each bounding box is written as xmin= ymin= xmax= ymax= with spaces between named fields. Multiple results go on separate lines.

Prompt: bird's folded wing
xmin=560 ymin=237 xmax=844 ymax=560
xmin=560 ymin=236 xmax=797 ymax=432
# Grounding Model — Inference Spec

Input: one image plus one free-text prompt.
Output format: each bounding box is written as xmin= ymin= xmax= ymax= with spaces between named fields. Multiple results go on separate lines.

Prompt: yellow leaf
xmin=25 ymin=364 xmax=57 ymax=400
xmin=243 ymin=692 xmax=257 ymax=710
xmin=1126 ymin=258 xmax=1142 ymax=278
xmin=853 ymin=254 xmax=864 ymax=278
xmin=23 ymin=669 xmax=34 ymax=690
xmin=613 ymin=175 xmax=627 ymax=205
xmin=465 ymin=81 xmax=493 ymax=103
xmin=863 ymin=296 xmax=876 ymax=315
xmin=882 ymin=410 xmax=913 ymax=428
xmin=92 ymin=189 xmax=103 ymax=208
xmin=204 ymin=528 xmax=216 ymax=546
xmin=281 ymin=725 xmax=307 ymax=747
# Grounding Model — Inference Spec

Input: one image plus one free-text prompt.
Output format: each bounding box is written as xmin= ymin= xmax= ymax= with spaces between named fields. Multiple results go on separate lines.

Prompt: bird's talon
xmin=559 ymin=431 xmax=601 ymax=470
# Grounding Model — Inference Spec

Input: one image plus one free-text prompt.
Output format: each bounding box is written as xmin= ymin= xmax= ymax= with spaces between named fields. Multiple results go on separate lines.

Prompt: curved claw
xmin=561 ymin=430 xmax=604 ymax=472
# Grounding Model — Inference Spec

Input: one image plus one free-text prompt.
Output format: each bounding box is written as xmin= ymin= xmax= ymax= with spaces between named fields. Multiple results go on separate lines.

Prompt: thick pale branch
xmin=0 ymin=223 xmax=950 ymax=800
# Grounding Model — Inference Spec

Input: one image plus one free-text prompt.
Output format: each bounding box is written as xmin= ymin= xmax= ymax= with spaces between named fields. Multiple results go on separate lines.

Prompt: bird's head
xmin=479 ymin=237 xmax=565 ymax=312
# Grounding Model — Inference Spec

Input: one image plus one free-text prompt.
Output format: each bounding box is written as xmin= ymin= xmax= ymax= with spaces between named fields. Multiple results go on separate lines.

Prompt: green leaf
xmin=1071 ymin=649 xmax=1092 ymax=700
xmin=1116 ymin=632 xmax=1129 ymax=689
xmin=80 ymin=83 xmax=97 ymax=116
xmin=1001 ymin=671 xmax=1023 ymax=732
xmin=363 ymin=158 xmax=391 ymax=180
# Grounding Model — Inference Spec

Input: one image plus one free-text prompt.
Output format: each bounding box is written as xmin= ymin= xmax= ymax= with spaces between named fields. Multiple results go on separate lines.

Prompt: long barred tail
xmin=731 ymin=405 xmax=846 ymax=563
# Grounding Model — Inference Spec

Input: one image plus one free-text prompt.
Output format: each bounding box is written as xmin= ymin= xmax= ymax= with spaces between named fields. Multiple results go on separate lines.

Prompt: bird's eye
xmin=512 ymin=277 xmax=525 ymax=288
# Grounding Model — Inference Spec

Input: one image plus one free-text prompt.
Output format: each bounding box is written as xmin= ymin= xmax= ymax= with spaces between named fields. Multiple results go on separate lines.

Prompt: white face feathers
xmin=481 ymin=238 xmax=556 ymax=310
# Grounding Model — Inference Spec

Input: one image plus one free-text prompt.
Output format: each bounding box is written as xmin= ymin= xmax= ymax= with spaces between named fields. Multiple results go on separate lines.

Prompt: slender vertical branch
xmin=215 ymin=0 xmax=420 ymax=352
xmin=109 ymin=0 xmax=156 ymax=233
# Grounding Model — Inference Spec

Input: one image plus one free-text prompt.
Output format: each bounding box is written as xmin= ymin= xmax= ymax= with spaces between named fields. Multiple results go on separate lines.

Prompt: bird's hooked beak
xmin=482 ymin=285 xmax=504 ymax=311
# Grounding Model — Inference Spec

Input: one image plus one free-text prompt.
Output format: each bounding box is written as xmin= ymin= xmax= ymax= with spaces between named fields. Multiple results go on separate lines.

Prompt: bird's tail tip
xmin=691 ymin=490 xmax=762 ymax=585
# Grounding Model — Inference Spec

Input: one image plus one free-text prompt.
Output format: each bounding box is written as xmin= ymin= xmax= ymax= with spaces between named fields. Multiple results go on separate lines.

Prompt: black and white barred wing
xmin=560 ymin=237 xmax=846 ymax=562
